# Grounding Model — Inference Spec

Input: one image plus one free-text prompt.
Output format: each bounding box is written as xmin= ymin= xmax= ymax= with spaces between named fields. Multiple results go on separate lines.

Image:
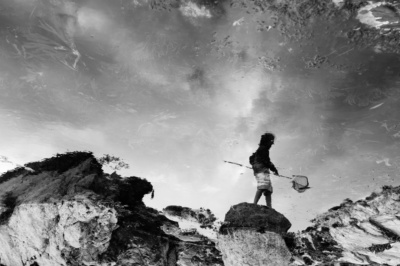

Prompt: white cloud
xmin=179 ymin=1 xmax=212 ymax=18
xmin=77 ymin=7 xmax=110 ymax=32
xmin=233 ymin=17 xmax=245 ymax=27
xmin=356 ymin=2 xmax=398 ymax=29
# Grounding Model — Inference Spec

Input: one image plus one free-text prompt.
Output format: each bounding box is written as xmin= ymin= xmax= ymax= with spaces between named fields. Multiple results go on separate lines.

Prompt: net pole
xmin=273 ymin=174 xmax=292 ymax=180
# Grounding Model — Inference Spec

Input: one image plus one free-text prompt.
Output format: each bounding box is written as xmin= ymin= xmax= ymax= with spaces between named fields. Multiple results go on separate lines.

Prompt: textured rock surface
xmin=0 ymin=153 xmax=119 ymax=266
xmin=220 ymin=202 xmax=291 ymax=234
xmin=162 ymin=205 xmax=223 ymax=265
xmin=219 ymin=229 xmax=291 ymax=266
xmin=1 ymin=199 xmax=117 ymax=266
xmin=164 ymin=205 xmax=220 ymax=241
xmin=2 ymin=152 xmax=400 ymax=266
xmin=218 ymin=203 xmax=292 ymax=266
xmin=0 ymin=152 xmax=223 ymax=266
xmin=290 ymin=186 xmax=400 ymax=265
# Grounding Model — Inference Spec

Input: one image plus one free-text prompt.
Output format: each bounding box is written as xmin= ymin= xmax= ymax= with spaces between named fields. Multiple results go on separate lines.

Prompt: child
xmin=250 ymin=132 xmax=279 ymax=208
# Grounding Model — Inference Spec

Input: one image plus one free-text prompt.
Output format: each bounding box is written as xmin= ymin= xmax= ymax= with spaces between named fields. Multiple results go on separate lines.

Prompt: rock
xmin=370 ymin=214 xmax=400 ymax=238
xmin=0 ymin=152 xmax=118 ymax=266
xmin=162 ymin=205 xmax=224 ymax=265
xmin=220 ymin=202 xmax=291 ymax=234
xmin=163 ymin=205 xmax=219 ymax=241
xmin=3 ymin=152 xmax=400 ymax=266
xmin=217 ymin=202 xmax=292 ymax=266
xmin=164 ymin=205 xmax=217 ymax=229
xmin=290 ymin=186 xmax=400 ymax=265
xmin=0 ymin=152 xmax=224 ymax=266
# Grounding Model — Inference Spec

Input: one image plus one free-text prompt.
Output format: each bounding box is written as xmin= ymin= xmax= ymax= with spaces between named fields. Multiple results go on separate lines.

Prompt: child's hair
xmin=259 ymin=132 xmax=275 ymax=146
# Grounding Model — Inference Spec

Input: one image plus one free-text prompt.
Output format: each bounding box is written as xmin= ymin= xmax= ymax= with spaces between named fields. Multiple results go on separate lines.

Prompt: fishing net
xmin=291 ymin=175 xmax=310 ymax=193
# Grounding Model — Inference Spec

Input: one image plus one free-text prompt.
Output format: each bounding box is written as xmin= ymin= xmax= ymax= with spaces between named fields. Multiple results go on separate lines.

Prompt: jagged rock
xmin=3 ymin=152 xmax=400 ymax=266
xmin=0 ymin=152 xmax=118 ymax=266
xmin=163 ymin=205 xmax=220 ymax=241
xmin=0 ymin=152 xmax=223 ymax=266
xmin=162 ymin=206 xmax=223 ymax=265
xmin=291 ymin=186 xmax=400 ymax=265
xmin=370 ymin=214 xmax=400 ymax=238
xmin=217 ymin=202 xmax=292 ymax=266
xmin=220 ymin=202 xmax=291 ymax=234
xmin=164 ymin=205 xmax=217 ymax=229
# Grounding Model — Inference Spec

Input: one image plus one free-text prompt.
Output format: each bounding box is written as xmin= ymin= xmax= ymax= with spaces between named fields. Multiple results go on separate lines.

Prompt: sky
xmin=1 ymin=0 xmax=400 ymax=231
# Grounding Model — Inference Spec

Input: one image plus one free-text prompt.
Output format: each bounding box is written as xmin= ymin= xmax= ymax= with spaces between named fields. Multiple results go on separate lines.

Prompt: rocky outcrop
xmin=163 ymin=205 xmax=220 ymax=241
xmin=0 ymin=152 xmax=223 ymax=266
xmin=2 ymin=152 xmax=400 ymax=266
xmin=217 ymin=203 xmax=292 ymax=266
xmin=162 ymin=205 xmax=223 ymax=265
xmin=290 ymin=186 xmax=400 ymax=265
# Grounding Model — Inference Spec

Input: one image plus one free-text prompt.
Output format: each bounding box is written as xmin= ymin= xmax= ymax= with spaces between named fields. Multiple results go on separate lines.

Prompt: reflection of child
xmin=250 ymin=132 xmax=279 ymax=208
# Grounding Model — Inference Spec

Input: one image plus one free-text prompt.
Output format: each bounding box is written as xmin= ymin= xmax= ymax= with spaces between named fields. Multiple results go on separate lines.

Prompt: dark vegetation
xmin=0 ymin=192 xmax=18 ymax=224
xmin=0 ymin=151 xmax=152 ymax=211
xmin=7 ymin=151 xmax=130 ymax=177
xmin=0 ymin=167 xmax=28 ymax=185
xmin=117 ymin=176 xmax=153 ymax=207
xmin=25 ymin=151 xmax=102 ymax=175
xmin=91 ymin=171 xmax=153 ymax=210
xmin=97 ymin=154 xmax=129 ymax=171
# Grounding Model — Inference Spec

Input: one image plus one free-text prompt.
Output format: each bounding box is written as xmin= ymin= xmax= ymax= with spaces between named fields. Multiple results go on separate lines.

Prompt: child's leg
xmin=253 ymin=189 xmax=262 ymax=204
xmin=264 ymin=190 xmax=272 ymax=208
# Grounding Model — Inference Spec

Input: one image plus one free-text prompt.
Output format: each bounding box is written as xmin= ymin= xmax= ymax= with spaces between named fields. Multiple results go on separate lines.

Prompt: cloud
xmin=356 ymin=2 xmax=399 ymax=29
xmin=77 ymin=7 xmax=111 ymax=32
xmin=233 ymin=17 xmax=245 ymax=27
xmin=179 ymin=1 xmax=212 ymax=19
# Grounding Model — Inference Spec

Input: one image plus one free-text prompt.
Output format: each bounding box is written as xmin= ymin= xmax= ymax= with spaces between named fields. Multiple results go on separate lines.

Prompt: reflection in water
xmin=1 ymin=0 xmax=400 ymax=231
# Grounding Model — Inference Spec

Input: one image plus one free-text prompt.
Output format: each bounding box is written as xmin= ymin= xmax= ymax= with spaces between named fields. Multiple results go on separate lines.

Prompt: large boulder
xmin=220 ymin=202 xmax=291 ymax=234
xmin=217 ymin=202 xmax=292 ymax=266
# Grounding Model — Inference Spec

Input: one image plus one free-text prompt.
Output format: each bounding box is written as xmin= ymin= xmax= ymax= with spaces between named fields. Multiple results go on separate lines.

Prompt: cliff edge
xmin=0 ymin=152 xmax=223 ymax=266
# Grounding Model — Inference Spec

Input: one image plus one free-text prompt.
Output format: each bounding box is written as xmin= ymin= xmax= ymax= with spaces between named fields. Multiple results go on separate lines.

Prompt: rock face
xmin=0 ymin=152 xmax=223 ymax=266
xmin=164 ymin=205 xmax=220 ymax=241
xmin=2 ymin=152 xmax=400 ymax=266
xmin=217 ymin=203 xmax=292 ymax=266
xmin=162 ymin=206 xmax=223 ymax=266
xmin=290 ymin=186 xmax=400 ymax=265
